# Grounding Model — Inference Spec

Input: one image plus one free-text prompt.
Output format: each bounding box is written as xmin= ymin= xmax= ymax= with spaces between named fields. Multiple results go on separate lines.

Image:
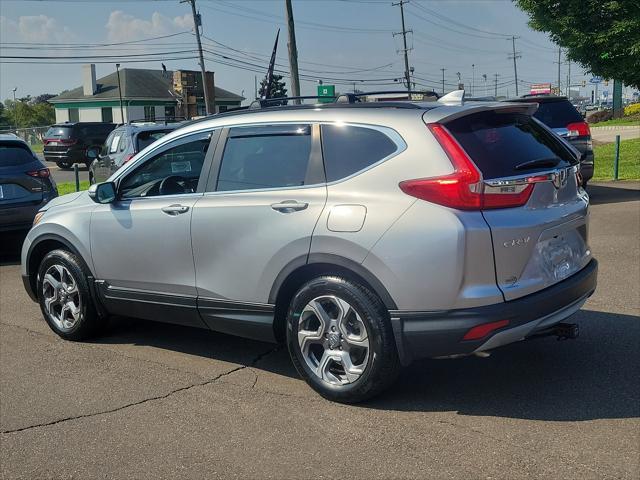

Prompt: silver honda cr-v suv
xmin=21 ymin=93 xmax=597 ymax=403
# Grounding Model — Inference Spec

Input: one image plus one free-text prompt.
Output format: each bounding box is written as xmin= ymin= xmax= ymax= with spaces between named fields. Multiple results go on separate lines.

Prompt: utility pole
xmin=393 ymin=0 xmax=412 ymax=93
xmin=566 ymin=59 xmax=571 ymax=97
xmin=440 ymin=68 xmax=446 ymax=95
xmin=285 ymin=0 xmax=301 ymax=101
xmin=494 ymin=73 xmax=499 ymax=97
xmin=508 ymin=36 xmax=521 ymax=96
xmin=556 ymin=46 xmax=562 ymax=94
xmin=471 ymin=64 xmax=475 ymax=96
xmin=115 ymin=64 xmax=124 ymax=122
xmin=482 ymin=73 xmax=487 ymax=96
xmin=182 ymin=0 xmax=213 ymax=115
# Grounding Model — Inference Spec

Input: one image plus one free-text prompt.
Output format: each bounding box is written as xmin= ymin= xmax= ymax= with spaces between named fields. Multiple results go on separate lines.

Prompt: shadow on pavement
xmin=588 ymin=183 xmax=640 ymax=205
xmin=0 ymin=230 xmax=26 ymax=265
xmin=94 ymin=309 xmax=639 ymax=422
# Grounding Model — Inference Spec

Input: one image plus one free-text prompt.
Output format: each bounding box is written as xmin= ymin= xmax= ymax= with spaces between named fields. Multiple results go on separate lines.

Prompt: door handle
xmin=161 ymin=204 xmax=190 ymax=216
xmin=271 ymin=200 xmax=309 ymax=213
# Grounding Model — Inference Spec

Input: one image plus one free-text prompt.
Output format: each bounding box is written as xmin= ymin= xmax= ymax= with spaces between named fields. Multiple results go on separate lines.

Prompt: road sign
xmin=589 ymin=76 xmax=602 ymax=84
xmin=531 ymin=83 xmax=552 ymax=94
xmin=317 ymin=84 xmax=335 ymax=103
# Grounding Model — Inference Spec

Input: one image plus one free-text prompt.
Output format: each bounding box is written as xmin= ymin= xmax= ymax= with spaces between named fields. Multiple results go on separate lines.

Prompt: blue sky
xmin=0 ymin=0 xmax=607 ymax=103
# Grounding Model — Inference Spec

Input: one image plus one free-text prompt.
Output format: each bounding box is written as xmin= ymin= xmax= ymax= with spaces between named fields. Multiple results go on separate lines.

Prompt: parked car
xmin=43 ymin=122 xmax=115 ymax=170
xmin=89 ymin=122 xmax=183 ymax=184
xmin=21 ymin=94 xmax=597 ymax=403
xmin=507 ymin=95 xmax=594 ymax=186
xmin=1 ymin=134 xmax=57 ymax=232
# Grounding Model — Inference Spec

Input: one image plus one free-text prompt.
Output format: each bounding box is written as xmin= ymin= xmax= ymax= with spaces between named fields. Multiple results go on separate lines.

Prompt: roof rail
xmin=126 ymin=116 xmax=186 ymax=126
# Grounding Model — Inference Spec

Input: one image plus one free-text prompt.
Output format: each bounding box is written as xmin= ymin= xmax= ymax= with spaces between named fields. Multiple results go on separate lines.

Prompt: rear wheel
xmin=56 ymin=160 xmax=72 ymax=170
xmin=37 ymin=249 xmax=104 ymax=341
xmin=286 ymin=276 xmax=400 ymax=403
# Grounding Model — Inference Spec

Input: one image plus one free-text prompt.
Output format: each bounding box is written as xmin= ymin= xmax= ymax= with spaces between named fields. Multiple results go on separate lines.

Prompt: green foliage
xmin=258 ymin=74 xmax=288 ymax=99
xmin=2 ymin=94 xmax=56 ymax=129
xmin=624 ymin=103 xmax=640 ymax=116
xmin=514 ymin=0 xmax=640 ymax=88
xmin=56 ymin=181 xmax=90 ymax=196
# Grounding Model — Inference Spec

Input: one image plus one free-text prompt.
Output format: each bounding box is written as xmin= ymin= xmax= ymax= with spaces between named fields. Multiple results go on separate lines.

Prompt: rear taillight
xmin=566 ymin=121 xmax=590 ymax=138
xmin=44 ymin=138 xmax=77 ymax=145
xmin=399 ymin=123 xmax=533 ymax=210
xmin=26 ymin=168 xmax=50 ymax=178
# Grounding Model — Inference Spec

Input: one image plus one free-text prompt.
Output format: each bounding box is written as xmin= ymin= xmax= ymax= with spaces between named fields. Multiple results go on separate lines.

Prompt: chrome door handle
xmin=271 ymin=200 xmax=308 ymax=213
xmin=161 ymin=204 xmax=190 ymax=215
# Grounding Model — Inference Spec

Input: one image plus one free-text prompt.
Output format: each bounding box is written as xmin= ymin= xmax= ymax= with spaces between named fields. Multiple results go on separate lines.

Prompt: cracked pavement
xmin=1 ymin=182 xmax=639 ymax=479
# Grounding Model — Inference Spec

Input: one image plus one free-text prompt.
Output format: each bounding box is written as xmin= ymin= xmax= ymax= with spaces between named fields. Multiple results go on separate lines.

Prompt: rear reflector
xmin=26 ymin=168 xmax=50 ymax=178
xmin=566 ymin=121 xmax=590 ymax=138
xmin=398 ymin=123 xmax=534 ymax=210
xmin=462 ymin=319 xmax=510 ymax=341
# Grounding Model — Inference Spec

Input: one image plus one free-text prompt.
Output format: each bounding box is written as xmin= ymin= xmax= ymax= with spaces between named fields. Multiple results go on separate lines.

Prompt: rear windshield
xmin=0 ymin=142 xmax=36 ymax=166
xmin=136 ymin=130 xmax=171 ymax=152
xmin=446 ymin=111 xmax=576 ymax=179
xmin=532 ymin=100 xmax=583 ymax=128
xmin=45 ymin=126 xmax=72 ymax=139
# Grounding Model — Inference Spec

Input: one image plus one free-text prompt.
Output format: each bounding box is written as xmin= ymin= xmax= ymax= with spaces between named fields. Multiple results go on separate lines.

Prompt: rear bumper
xmin=390 ymin=259 xmax=598 ymax=365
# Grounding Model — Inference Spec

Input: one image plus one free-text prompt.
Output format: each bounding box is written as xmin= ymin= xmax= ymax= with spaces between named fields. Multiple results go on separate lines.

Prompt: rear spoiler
xmin=426 ymin=98 xmax=539 ymax=124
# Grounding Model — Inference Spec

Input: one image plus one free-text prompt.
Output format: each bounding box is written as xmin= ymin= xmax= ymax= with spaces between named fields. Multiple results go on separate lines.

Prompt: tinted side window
xmin=446 ymin=111 xmax=575 ymax=180
xmin=120 ymin=132 xmax=211 ymax=198
xmin=321 ymin=125 xmax=398 ymax=182
xmin=217 ymin=125 xmax=311 ymax=192
xmin=533 ymin=101 xmax=582 ymax=128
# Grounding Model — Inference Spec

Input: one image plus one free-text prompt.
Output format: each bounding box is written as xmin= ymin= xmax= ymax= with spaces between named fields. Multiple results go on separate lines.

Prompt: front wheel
xmin=37 ymin=249 xmax=105 ymax=341
xmin=56 ymin=160 xmax=72 ymax=170
xmin=286 ymin=276 xmax=400 ymax=403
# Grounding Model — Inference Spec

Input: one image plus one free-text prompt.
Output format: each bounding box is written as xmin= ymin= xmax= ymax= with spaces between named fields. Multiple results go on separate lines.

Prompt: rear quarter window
xmin=445 ymin=110 xmax=575 ymax=179
xmin=321 ymin=125 xmax=398 ymax=182
xmin=532 ymin=101 xmax=583 ymax=128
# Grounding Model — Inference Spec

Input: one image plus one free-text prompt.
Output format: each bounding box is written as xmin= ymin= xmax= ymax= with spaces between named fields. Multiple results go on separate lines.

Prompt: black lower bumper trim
xmin=390 ymin=259 xmax=598 ymax=365
xmin=22 ymin=274 xmax=37 ymax=302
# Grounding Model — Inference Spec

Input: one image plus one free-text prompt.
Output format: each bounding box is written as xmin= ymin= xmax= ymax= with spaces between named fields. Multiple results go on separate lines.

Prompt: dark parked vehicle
xmin=508 ymin=95 xmax=594 ymax=186
xmin=43 ymin=122 xmax=115 ymax=170
xmin=89 ymin=122 xmax=182 ymax=184
xmin=0 ymin=134 xmax=57 ymax=232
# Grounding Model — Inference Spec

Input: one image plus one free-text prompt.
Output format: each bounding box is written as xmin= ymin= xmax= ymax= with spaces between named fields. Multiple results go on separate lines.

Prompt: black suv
xmin=43 ymin=122 xmax=116 ymax=170
xmin=507 ymin=95 xmax=594 ymax=186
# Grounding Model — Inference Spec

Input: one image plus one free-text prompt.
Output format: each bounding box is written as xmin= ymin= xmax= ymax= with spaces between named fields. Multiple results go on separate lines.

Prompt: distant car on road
xmin=0 ymin=134 xmax=57 ymax=232
xmin=89 ymin=121 xmax=183 ymax=184
xmin=43 ymin=122 xmax=115 ymax=170
xmin=507 ymin=95 xmax=594 ymax=186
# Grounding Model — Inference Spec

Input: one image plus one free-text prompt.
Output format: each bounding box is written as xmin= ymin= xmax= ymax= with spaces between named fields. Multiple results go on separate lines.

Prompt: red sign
xmin=530 ymin=83 xmax=552 ymax=95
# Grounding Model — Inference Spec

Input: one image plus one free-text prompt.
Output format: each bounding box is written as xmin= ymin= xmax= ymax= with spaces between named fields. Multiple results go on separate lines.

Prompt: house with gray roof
xmin=49 ymin=64 xmax=244 ymax=124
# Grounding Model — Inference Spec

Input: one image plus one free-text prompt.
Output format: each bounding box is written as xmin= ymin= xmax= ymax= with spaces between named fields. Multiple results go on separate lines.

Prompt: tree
xmin=514 ymin=0 xmax=640 ymax=88
xmin=258 ymin=74 xmax=288 ymax=100
xmin=3 ymin=95 xmax=55 ymax=129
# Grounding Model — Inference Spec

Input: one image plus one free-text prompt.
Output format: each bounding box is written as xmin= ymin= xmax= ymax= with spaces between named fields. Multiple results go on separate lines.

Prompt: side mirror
xmin=88 ymin=182 xmax=116 ymax=204
xmin=86 ymin=147 xmax=100 ymax=160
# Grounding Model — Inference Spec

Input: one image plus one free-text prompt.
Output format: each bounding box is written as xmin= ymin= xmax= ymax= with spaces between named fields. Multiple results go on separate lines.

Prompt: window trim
xmin=112 ymin=129 xmax=220 ymax=199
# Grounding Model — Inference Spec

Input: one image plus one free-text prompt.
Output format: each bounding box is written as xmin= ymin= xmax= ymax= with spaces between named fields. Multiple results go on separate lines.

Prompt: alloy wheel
xmin=42 ymin=264 xmax=82 ymax=332
xmin=297 ymin=295 xmax=370 ymax=385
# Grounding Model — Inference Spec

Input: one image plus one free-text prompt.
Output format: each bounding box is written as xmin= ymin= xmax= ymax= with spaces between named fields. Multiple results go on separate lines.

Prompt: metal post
xmin=115 ymin=64 xmax=124 ymax=123
xmin=12 ymin=87 xmax=18 ymax=132
xmin=557 ymin=47 xmax=561 ymax=94
xmin=471 ymin=64 xmax=475 ymax=96
xmin=183 ymin=0 xmax=212 ymax=115
xmin=440 ymin=68 xmax=446 ymax=95
xmin=494 ymin=73 xmax=499 ymax=97
xmin=393 ymin=0 xmax=412 ymax=93
xmin=613 ymin=134 xmax=620 ymax=180
xmin=509 ymin=36 xmax=521 ymax=97
xmin=74 ymin=163 xmax=80 ymax=192
xmin=285 ymin=0 xmax=301 ymax=101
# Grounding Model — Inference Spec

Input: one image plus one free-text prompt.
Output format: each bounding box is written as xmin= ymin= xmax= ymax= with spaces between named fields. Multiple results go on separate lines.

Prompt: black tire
xmin=56 ymin=160 xmax=72 ymax=170
xmin=36 ymin=249 xmax=105 ymax=341
xmin=286 ymin=276 xmax=401 ymax=403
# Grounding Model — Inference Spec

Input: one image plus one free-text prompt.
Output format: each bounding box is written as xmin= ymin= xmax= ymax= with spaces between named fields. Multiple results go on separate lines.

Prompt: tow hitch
xmin=529 ymin=322 xmax=579 ymax=341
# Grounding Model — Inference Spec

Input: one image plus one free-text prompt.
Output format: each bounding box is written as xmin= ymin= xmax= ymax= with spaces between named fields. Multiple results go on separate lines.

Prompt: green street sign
xmin=317 ymin=84 xmax=336 ymax=103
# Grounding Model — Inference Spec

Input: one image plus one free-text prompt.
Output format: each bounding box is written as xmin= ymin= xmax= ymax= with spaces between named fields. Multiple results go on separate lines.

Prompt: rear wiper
xmin=514 ymin=157 xmax=561 ymax=171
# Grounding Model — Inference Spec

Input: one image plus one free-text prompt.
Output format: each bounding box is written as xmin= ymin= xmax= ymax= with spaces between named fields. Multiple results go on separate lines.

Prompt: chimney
xmin=83 ymin=64 xmax=97 ymax=96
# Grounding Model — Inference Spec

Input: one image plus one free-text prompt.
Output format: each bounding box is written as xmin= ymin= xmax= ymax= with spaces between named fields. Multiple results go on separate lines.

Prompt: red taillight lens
xmin=399 ymin=123 xmax=533 ymax=210
xmin=566 ymin=121 xmax=590 ymax=138
xmin=123 ymin=153 xmax=135 ymax=164
xmin=26 ymin=168 xmax=50 ymax=178
xmin=462 ymin=319 xmax=510 ymax=341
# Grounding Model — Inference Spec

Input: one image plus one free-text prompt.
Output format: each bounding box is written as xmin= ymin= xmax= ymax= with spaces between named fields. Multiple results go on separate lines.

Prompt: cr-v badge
xmin=503 ymin=236 xmax=531 ymax=248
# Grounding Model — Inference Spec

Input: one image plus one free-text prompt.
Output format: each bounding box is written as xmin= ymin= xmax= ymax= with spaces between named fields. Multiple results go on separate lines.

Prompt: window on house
xmin=164 ymin=106 xmax=176 ymax=121
xmin=68 ymin=108 xmax=79 ymax=122
xmin=101 ymin=107 xmax=113 ymax=123
xmin=144 ymin=106 xmax=156 ymax=122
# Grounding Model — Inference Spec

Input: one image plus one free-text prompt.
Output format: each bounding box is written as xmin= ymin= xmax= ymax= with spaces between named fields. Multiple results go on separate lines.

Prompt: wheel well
xmin=272 ymin=262 xmax=392 ymax=343
xmin=27 ymin=239 xmax=75 ymax=294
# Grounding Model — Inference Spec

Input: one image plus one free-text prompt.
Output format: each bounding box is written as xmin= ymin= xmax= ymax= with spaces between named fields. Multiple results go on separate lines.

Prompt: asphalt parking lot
xmin=1 ymin=182 xmax=638 ymax=479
